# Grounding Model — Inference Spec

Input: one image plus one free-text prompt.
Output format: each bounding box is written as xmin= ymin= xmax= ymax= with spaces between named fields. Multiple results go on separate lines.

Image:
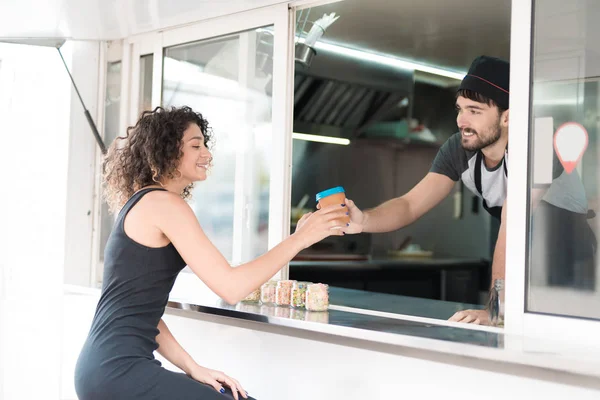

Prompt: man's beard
xmin=461 ymin=120 xmax=502 ymax=151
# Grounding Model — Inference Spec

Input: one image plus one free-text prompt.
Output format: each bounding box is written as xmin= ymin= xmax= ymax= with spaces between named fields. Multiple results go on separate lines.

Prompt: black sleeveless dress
xmin=74 ymin=188 xmax=255 ymax=399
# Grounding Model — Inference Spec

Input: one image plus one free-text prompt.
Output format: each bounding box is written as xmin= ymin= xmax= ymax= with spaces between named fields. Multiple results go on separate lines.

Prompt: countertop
xmin=64 ymin=283 xmax=600 ymax=385
xmin=290 ymin=257 xmax=489 ymax=270
xmin=167 ymin=295 xmax=500 ymax=348
xmin=328 ymin=287 xmax=482 ymax=320
xmin=162 ymin=289 xmax=600 ymax=383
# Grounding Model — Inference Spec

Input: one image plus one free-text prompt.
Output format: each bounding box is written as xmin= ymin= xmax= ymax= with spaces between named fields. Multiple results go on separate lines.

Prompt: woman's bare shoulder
xmin=141 ymin=189 xmax=194 ymax=217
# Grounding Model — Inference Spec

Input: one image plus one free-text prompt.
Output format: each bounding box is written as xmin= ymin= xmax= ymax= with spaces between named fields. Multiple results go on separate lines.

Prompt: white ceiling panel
xmin=0 ymin=0 xmax=287 ymax=40
xmin=299 ymin=0 xmax=511 ymax=71
xmin=0 ymin=0 xmax=512 ymax=73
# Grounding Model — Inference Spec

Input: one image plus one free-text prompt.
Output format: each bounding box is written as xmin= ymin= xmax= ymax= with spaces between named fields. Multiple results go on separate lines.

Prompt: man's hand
xmin=343 ymin=198 xmax=365 ymax=234
xmin=448 ymin=309 xmax=490 ymax=325
xmin=315 ymin=198 xmax=365 ymax=234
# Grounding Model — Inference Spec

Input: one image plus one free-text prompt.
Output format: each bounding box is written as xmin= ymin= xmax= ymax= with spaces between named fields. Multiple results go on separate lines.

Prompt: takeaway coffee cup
xmin=316 ymin=186 xmax=350 ymax=225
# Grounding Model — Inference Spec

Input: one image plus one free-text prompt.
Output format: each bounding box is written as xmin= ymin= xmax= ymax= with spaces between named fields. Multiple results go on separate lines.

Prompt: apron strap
xmin=475 ymin=151 xmax=506 ymax=220
xmin=474 ymin=151 xmax=484 ymax=196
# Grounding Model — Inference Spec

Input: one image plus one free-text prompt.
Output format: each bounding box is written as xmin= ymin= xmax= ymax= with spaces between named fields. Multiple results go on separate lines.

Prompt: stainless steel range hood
xmin=294 ymin=44 xmax=415 ymax=141
xmin=293 ymin=41 xmax=461 ymax=144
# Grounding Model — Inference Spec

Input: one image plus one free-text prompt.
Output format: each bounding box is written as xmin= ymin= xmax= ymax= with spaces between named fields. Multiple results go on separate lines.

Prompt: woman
xmin=74 ymin=106 xmax=348 ymax=400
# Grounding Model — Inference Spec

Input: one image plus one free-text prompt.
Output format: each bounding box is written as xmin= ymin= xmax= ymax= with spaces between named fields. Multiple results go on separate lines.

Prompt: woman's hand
xmin=293 ymin=203 xmax=348 ymax=249
xmin=294 ymin=211 xmax=312 ymax=232
xmin=189 ymin=364 xmax=248 ymax=400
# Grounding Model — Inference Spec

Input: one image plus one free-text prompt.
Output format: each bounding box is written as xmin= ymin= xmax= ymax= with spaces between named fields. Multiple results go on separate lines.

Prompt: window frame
xmin=90 ymin=40 xmax=127 ymax=287
xmin=505 ymin=0 xmax=600 ymax=346
xmin=91 ymin=4 xmax=294 ymax=287
xmin=87 ymin=0 xmax=600 ymax=342
xmin=89 ymin=41 xmax=111 ymax=287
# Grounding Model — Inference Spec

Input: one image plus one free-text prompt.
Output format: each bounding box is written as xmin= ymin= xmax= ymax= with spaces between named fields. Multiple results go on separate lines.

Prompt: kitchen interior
xmin=288 ymin=0 xmax=511 ymax=314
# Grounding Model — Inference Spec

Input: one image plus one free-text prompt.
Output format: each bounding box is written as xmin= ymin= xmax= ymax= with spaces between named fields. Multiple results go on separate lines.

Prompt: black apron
xmin=474 ymin=150 xmax=506 ymax=221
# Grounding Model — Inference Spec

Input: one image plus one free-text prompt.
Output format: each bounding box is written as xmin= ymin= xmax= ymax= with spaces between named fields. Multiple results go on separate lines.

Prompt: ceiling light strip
xmin=256 ymin=27 xmax=466 ymax=80
xmin=313 ymin=41 xmax=465 ymax=80
xmin=292 ymin=132 xmax=350 ymax=145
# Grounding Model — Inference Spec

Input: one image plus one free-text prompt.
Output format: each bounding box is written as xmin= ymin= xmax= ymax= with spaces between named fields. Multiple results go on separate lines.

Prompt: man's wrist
xmin=361 ymin=210 xmax=371 ymax=232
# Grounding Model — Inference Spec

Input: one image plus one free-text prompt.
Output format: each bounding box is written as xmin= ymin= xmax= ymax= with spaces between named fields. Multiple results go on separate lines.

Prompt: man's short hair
xmin=456 ymin=89 xmax=508 ymax=114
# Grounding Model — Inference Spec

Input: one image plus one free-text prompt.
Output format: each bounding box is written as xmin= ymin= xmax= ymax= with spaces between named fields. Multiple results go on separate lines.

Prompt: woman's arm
xmin=154 ymin=191 xmax=347 ymax=304
xmin=156 ymin=318 xmax=196 ymax=375
xmin=156 ymin=319 xmax=247 ymax=399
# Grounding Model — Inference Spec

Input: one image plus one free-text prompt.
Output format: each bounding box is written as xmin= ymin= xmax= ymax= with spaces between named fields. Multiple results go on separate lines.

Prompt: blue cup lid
xmin=316 ymin=186 xmax=345 ymax=202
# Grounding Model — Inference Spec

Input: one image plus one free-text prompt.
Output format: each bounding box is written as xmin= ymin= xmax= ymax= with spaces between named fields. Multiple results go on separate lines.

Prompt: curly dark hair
xmin=103 ymin=106 xmax=213 ymax=213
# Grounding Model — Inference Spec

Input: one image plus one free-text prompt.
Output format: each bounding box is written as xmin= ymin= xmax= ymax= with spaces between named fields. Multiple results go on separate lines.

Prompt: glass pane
xmin=104 ymin=62 xmax=122 ymax=146
xmin=98 ymin=61 xmax=122 ymax=266
xmin=98 ymin=57 xmax=155 ymax=272
xmin=162 ymin=27 xmax=274 ymax=264
xmin=527 ymin=0 xmax=600 ymax=319
xmin=139 ymin=54 xmax=154 ymax=115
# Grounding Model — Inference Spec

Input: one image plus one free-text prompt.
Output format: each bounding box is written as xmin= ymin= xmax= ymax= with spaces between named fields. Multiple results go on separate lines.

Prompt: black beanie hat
xmin=458 ymin=55 xmax=510 ymax=110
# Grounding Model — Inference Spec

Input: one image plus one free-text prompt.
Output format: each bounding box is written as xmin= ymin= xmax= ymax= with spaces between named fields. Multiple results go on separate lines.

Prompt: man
xmin=343 ymin=55 xmax=594 ymax=325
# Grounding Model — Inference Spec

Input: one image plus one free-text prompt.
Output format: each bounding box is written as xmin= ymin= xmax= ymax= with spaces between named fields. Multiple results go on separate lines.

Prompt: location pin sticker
xmin=553 ymin=122 xmax=588 ymax=174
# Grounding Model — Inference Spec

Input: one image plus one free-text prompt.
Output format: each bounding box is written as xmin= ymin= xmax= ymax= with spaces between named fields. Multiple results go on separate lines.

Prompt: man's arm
xmin=361 ymin=172 xmax=456 ymax=233
xmin=490 ymin=198 xmax=507 ymax=286
xmin=449 ymin=164 xmax=554 ymax=324
xmin=449 ymin=198 xmax=507 ymax=325
xmin=492 ymin=189 xmax=547 ymax=285
xmin=345 ymin=132 xmax=462 ymax=234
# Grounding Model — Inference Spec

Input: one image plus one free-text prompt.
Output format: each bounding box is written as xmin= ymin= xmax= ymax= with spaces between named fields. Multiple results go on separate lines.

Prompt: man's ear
xmin=501 ymin=109 xmax=509 ymax=128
